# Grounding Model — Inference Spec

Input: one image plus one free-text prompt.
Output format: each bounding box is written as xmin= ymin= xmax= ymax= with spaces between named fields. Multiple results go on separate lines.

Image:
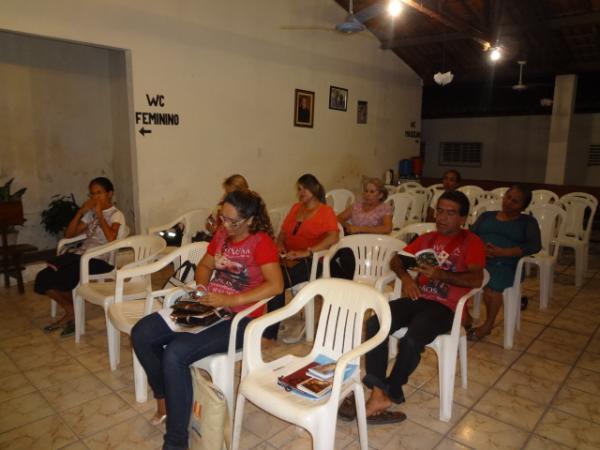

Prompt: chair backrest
xmin=323 ymin=234 xmax=406 ymax=284
xmin=268 ymin=204 xmax=292 ymax=236
xmin=467 ymin=199 xmax=501 ymax=226
xmin=407 ymin=190 xmax=429 ymax=222
xmin=559 ymin=193 xmax=598 ymax=242
xmin=396 ymin=222 xmax=436 ymax=242
xmin=428 ymin=183 xmax=444 ymax=194
xmin=457 ymin=185 xmax=484 ymax=211
xmin=530 ymin=189 xmax=559 ymax=207
xmin=386 ymin=193 xmax=414 ymax=230
xmin=527 ymin=204 xmax=566 ymax=255
xmin=301 ymin=279 xmax=391 ymax=362
xmin=326 ymin=189 xmax=355 ymax=215
xmin=180 ymin=209 xmax=211 ymax=245
xmin=397 ymin=182 xmax=423 ymax=193
xmin=491 ymin=187 xmax=509 ymax=199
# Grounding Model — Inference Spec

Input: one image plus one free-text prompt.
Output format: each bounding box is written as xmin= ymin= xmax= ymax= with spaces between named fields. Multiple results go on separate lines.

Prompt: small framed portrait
xmin=329 ymin=85 xmax=348 ymax=111
xmin=357 ymin=100 xmax=368 ymax=124
xmin=294 ymin=89 xmax=314 ymax=128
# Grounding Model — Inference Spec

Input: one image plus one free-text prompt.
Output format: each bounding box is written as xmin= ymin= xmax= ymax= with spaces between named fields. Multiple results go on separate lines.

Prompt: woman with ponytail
xmin=131 ymin=189 xmax=283 ymax=450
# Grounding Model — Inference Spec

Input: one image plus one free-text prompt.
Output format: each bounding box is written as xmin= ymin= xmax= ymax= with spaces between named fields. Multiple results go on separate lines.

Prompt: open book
xmin=398 ymin=249 xmax=440 ymax=269
xmin=277 ymin=354 xmax=358 ymax=399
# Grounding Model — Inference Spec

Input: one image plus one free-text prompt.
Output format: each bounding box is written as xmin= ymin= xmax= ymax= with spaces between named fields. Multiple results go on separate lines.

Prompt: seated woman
xmin=131 ymin=190 xmax=283 ymax=450
xmin=205 ymin=174 xmax=249 ymax=234
xmin=263 ymin=173 xmax=339 ymax=342
xmin=35 ymin=177 xmax=125 ymax=337
xmin=468 ymin=184 xmax=541 ymax=340
xmin=333 ymin=178 xmax=392 ymax=278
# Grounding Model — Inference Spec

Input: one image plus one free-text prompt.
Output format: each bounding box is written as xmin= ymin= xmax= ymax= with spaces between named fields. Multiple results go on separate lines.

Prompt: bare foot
xmin=365 ymin=388 xmax=392 ymax=417
xmin=151 ymin=398 xmax=166 ymax=425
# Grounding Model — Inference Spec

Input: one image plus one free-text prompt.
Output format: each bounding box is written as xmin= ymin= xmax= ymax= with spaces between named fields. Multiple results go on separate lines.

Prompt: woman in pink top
xmin=337 ymin=178 xmax=393 ymax=235
xmin=332 ymin=178 xmax=393 ymax=279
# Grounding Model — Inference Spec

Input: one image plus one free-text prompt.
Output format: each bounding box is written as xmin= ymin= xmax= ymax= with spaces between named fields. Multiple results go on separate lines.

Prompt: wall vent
xmin=439 ymin=142 xmax=482 ymax=167
xmin=588 ymin=144 xmax=600 ymax=166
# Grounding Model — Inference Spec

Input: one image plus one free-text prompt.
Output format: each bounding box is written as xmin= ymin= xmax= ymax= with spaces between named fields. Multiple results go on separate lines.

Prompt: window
xmin=439 ymin=142 xmax=482 ymax=167
xmin=588 ymin=144 xmax=600 ymax=166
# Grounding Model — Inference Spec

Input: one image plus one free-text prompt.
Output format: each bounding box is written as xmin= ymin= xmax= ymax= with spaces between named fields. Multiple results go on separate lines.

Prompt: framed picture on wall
xmin=294 ymin=89 xmax=315 ymax=128
xmin=357 ymin=100 xmax=368 ymax=124
xmin=329 ymin=85 xmax=348 ymax=111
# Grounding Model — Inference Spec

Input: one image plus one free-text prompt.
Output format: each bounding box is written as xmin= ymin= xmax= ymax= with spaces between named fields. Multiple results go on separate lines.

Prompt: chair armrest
xmin=309 ymin=249 xmax=328 ymax=281
xmin=373 ymin=272 xmax=396 ymax=294
xmin=57 ymin=234 xmax=86 ymax=255
xmin=448 ymin=269 xmax=489 ymax=339
xmin=148 ymin=218 xmax=180 ymax=235
xmin=80 ymin=240 xmax=128 ymax=284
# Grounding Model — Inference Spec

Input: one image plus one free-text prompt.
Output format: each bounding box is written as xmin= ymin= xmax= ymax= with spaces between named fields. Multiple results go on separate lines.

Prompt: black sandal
xmin=467 ymin=327 xmax=490 ymax=342
xmin=60 ymin=321 xmax=76 ymax=338
xmin=43 ymin=322 xmax=63 ymax=333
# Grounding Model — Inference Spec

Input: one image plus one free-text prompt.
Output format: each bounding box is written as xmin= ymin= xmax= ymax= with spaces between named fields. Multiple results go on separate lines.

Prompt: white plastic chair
xmin=51 ymin=225 xmax=130 ymax=318
xmin=389 ymin=270 xmax=489 ymax=421
xmin=404 ymin=189 xmax=429 ymax=223
xmin=397 ymin=181 xmax=423 ymax=193
xmin=428 ymin=185 xmax=445 ymax=210
xmin=326 ymin=189 xmax=355 ymax=215
xmin=557 ymin=193 xmax=598 ymax=287
xmin=268 ymin=204 xmax=292 ymax=236
xmin=530 ymin=189 xmax=559 ymax=207
xmin=392 ymin=222 xmax=436 ymax=242
xmin=148 ymin=208 xmax=211 ymax=246
xmin=466 ymin=199 xmax=501 ymax=227
xmin=386 ymin=193 xmax=414 ymax=231
xmin=458 ymin=185 xmax=485 ymax=214
xmin=490 ymin=187 xmax=509 ymax=199
xmin=232 ymin=279 xmax=392 ymax=450
xmin=322 ymin=234 xmax=407 ymax=300
xmin=74 ymin=235 xmax=166 ymax=346
xmin=107 ymin=242 xmax=208 ymax=396
xmin=524 ymin=204 xmax=566 ymax=309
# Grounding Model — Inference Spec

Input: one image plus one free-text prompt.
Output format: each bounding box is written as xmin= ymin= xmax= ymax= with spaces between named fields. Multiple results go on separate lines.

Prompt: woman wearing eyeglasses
xmin=131 ymin=190 xmax=283 ymax=450
xmin=263 ymin=173 xmax=340 ymax=342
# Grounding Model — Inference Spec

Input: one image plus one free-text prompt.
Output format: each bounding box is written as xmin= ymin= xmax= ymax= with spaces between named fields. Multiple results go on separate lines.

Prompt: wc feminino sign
xmin=135 ymin=94 xmax=180 ymax=136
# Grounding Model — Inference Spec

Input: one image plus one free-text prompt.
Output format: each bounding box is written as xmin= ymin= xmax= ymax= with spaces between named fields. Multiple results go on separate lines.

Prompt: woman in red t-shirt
xmin=131 ymin=190 xmax=283 ymax=450
xmin=264 ymin=174 xmax=340 ymax=341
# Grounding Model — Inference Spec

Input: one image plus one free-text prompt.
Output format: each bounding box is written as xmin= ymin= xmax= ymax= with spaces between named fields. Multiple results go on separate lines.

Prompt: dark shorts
xmin=34 ymin=254 xmax=113 ymax=294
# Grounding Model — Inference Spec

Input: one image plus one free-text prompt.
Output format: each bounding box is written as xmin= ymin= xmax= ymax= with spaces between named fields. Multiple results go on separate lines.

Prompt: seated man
xmin=426 ymin=169 xmax=461 ymax=221
xmin=340 ymin=190 xmax=485 ymax=424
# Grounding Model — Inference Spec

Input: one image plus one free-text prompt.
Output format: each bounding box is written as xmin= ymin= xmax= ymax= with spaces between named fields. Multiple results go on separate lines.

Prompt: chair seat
xmin=239 ymin=355 xmax=355 ymax=424
xmin=108 ymin=299 xmax=163 ymax=335
xmin=76 ymin=279 xmax=148 ymax=306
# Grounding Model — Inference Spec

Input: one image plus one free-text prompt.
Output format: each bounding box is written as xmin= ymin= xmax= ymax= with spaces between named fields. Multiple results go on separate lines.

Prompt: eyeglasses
xmin=219 ymin=214 xmax=247 ymax=228
xmin=292 ymin=221 xmax=303 ymax=235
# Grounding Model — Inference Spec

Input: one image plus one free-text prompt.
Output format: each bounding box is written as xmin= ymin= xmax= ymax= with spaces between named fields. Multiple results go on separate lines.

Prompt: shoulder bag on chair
xmin=189 ymin=367 xmax=231 ymax=450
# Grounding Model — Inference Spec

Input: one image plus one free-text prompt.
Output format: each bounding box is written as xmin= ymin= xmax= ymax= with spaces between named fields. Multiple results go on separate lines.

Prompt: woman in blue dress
xmin=469 ymin=185 xmax=541 ymax=340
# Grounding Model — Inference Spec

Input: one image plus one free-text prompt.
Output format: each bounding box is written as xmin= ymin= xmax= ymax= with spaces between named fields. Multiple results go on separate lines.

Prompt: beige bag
xmin=189 ymin=368 xmax=231 ymax=450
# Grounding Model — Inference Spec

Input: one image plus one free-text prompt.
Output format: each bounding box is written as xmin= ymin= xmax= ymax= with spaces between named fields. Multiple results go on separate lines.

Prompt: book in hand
xmin=398 ymin=249 xmax=440 ymax=269
xmin=278 ymin=354 xmax=357 ymax=399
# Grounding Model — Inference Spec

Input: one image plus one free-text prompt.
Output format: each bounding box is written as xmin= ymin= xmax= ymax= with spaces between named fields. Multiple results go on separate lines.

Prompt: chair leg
xmin=354 ymin=386 xmax=369 ymax=450
xmin=472 ymin=293 xmax=481 ymax=319
xmin=458 ymin=335 xmax=468 ymax=389
xmin=73 ymin=294 xmax=85 ymax=343
xmin=133 ymin=351 xmax=148 ymax=403
xmin=503 ymin=289 xmax=516 ymax=350
xmin=388 ymin=336 xmax=399 ymax=360
xmin=50 ymin=300 xmax=57 ymax=319
xmin=436 ymin=342 xmax=458 ymax=422
xmin=232 ymin=394 xmax=246 ymax=450
xmin=539 ymin=262 xmax=553 ymax=310
xmin=106 ymin=307 xmax=120 ymax=371
xmin=575 ymin=245 xmax=585 ymax=287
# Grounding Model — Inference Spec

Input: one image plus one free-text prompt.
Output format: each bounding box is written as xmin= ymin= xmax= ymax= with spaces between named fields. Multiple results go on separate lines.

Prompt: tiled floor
xmin=1 ymin=253 xmax=600 ymax=449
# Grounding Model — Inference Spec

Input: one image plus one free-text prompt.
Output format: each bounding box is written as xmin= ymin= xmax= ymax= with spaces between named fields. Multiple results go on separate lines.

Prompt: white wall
xmin=422 ymin=113 xmax=600 ymax=186
xmin=1 ymin=0 xmax=422 ymax=239
xmin=0 ymin=31 xmax=124 ymax=249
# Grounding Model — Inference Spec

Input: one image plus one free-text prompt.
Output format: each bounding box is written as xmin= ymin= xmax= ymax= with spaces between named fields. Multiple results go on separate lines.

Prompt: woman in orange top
xmin=263 ymin=174 xmax=339 ymax=341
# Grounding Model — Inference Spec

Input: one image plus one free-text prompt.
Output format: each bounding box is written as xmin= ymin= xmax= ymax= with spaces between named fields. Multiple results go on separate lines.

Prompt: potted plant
xmin=41 ymin=194 xmax=80 ymax=237
xmin=0 ymin=178 xmax=27 ymax=245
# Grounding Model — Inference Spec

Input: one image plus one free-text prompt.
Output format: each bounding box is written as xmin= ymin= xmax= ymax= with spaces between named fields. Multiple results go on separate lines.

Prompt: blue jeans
xmin=131 ymin=312 xmax=250 ymax=450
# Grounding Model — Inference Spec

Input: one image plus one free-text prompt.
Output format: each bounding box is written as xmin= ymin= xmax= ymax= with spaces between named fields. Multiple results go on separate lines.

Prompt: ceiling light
xmin=387 ymin=0 xmax=403 ymax=17
xmin=489 ymin=47 xmax=502 ymax=62
xmin=433 ymin=71 xmax=454 ymax=86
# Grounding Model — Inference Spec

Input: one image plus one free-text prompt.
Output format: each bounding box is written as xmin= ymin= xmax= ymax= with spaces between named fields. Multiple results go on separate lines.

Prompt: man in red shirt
xmin=340 ymin=190 xmax=485 ymax=424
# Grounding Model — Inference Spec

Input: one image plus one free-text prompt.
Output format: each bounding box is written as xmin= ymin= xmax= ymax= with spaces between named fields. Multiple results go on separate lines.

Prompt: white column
xmin=545 ymin=74 xmax=577 ymax=184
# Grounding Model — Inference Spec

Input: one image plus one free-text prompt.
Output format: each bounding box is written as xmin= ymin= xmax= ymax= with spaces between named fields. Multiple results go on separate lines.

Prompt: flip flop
xmin=43 ymin=322 xmax=62 ymax=333
xmin=60 ymin=321 xmax=76 ymax=338
xmin=366 ymin=410 xmax=407 ymax=425
xmin=467 ymin=328 xmax=490 ymax=342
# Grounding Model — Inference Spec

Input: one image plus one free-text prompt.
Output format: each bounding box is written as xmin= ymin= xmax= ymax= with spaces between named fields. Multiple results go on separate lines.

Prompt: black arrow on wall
xmin=139 ymin=127 xmax=152 ymax=136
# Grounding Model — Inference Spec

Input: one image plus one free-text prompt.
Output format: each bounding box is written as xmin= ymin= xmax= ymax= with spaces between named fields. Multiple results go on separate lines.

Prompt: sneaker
xmin=60 ymin=321 xmax=75 ymax=338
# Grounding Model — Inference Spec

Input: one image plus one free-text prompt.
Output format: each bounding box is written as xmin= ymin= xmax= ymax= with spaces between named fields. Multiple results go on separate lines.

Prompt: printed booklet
xmin=398 ymin=249 xmax=439 ymax=269
xmin=278 ymin=354 xmax=357 ymax=399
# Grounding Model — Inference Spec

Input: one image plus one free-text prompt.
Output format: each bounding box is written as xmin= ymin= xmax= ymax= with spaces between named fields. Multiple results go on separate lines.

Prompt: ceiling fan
xmin=512 ymin=60 xmax=528 ymax=91
xmin=335 ymin=0 xmax=365 ymax=34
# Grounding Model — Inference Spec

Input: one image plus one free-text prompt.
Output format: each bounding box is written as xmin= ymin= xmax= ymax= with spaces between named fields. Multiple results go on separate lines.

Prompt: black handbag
xmin=158 ymin=223 xmax=184 ymax=246
xmin=170 ymin=299 xmax=231 ymax=327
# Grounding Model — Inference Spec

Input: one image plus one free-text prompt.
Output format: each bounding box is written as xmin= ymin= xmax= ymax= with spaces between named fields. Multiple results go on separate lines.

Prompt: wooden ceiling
xmin=333 ymin=0 xmax=600 ymax=87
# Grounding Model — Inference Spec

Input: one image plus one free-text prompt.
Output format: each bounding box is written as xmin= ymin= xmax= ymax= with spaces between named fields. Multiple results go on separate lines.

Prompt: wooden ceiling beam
xmin=383 ymin=32 xmax=470 ymax=49
xmin=398 ymin=0 xmax=492 ymax=47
